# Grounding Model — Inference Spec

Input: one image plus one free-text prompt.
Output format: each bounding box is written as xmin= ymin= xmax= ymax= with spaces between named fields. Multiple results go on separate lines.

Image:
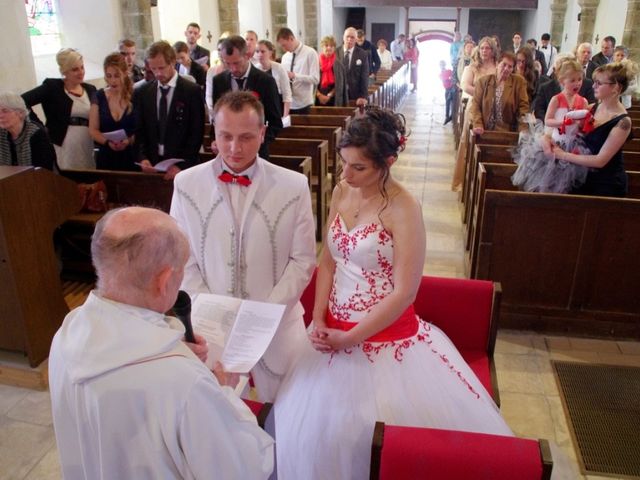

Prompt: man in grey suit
xmin=337 ymin=27 xmax=369 ymax=106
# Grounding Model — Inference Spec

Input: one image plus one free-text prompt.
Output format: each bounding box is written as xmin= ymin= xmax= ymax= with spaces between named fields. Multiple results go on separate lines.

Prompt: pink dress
xmin=274 ymin=214 xmax=512 ymax=480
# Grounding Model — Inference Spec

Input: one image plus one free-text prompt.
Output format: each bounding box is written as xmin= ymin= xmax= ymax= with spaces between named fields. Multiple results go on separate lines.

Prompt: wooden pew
xmin=309 ymin=106 xmax=356 ymax=117
xmin=464 ymin=142 xmax=640 ymax=251
xmin=290 ymin=114 xmax=349 ymax=130
xmin=276 ymin=125 xmax=342 ymax=189
xmin=58 ymin=169 xmax=174 ymax=277
xmin=270 ymin=138 xmax=329 ymax=240
xmin=470 ymin=164 xmax=640 ymax=337
xmin=269 ymin=155 xmax=312 ymax=188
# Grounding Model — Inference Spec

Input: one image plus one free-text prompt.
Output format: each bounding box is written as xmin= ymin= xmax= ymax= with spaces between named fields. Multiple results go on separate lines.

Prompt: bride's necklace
xmin=353 ymin=197 xmax=362 ymax=219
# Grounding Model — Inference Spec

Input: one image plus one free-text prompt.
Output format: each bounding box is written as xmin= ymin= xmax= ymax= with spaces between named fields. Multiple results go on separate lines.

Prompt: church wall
xmin=592 ymin=0 xmax=627 ymax=47
xmin=365 ymin=7 xmax=403 ymax=38
xmin=2 ymin=0 xmax=37 ymax=91
xmin=318 ymin=0 xmax=334 ymax=39
xmin=57 ymin=0 xmax=122 ymax=66
xmin=156 ymin=0 xmax=199 ymax=43
xmin=562 ymin=0 xmax=580 ymax=52
xmin=521 ymin=0 xmax=552 ymax=44
xmin=332 ymin=7 xmax=349 ymax=39
xmin=238 ymin=0 xmax=271 ymax=38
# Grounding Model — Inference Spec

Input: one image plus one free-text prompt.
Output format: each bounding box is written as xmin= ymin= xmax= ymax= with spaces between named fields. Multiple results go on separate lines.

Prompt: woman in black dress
xmin=88 ymin=53 xmax=137 ymax=171
xmin=550 ymin=61 xmax=638 ymax=197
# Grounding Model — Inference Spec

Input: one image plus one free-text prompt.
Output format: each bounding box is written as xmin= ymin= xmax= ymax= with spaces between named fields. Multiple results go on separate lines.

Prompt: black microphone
xmin=173 ymin=290 xmax=195 ymax=343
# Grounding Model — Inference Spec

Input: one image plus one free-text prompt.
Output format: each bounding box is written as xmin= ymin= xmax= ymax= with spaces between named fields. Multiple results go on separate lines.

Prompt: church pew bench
xmin=309 ymin=106 xmax=357 ymax=117
xmin=270 ymin=138 xmax=329 ymax=240
xmin=464 ymin=142 xmax=640 ymax=252
xmin=269 ymin=155 xmax=312 ymax=189
xmin=276 ymin=125 xmax=342 ymax=189
xmin=290 ymin=114 xmax=349 ymax=131
xmin=469 ymin=163 xmax=640 ymax=337
xmin=370 ymin=422 xmax=552 ymax=480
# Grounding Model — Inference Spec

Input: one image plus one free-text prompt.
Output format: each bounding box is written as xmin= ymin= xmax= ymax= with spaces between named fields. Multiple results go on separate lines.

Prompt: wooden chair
xmin=370 ymin=422 xmax=553 ymax=480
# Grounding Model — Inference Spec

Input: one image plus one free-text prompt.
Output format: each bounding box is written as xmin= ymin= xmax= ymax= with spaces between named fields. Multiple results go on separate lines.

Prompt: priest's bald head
xmin=91 ymin=207 xmax=189 ymax=313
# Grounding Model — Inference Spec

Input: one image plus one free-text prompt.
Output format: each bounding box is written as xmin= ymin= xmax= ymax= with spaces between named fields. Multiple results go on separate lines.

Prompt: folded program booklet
xmin=191 ymin=293 xmax=286 ymax=374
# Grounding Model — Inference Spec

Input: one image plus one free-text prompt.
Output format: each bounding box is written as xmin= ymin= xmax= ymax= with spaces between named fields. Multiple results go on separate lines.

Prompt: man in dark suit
xmin=135 ymin=41 xmax=204 ymax=180
xmin=527 ymin=38 xmax=547 ymax=77
xmin=173 ymin=41 xmax=206 ymax=88
xmin=185 ymin=22 xmax=210 ymax=71
xmin=356 ymin=29 xmax=381 ymax=76
xmin=591 ymin=36 xmax=615 ymax=67
xmin=211 ymin=35 xmax=282 ymax=159
xmin=337 ymin=27 xmax=370 ymax=106
xmin=532 ymin=57 xmax=596 ymax=121
xmin=576 ymin=43 xmax=598 ymax=80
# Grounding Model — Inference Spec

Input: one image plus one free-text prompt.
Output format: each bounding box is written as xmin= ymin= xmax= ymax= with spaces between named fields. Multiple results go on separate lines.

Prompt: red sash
xmin=326 ymin=304 xmax=418 ymax=342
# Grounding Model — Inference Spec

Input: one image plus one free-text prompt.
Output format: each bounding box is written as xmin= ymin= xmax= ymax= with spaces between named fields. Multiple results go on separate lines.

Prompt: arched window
xmin=26 ymin=0 xmax=61 ymax=55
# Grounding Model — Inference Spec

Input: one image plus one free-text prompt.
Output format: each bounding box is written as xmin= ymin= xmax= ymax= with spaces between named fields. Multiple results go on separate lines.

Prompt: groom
xmin=170 ymin=91 xmax=316 ymax=402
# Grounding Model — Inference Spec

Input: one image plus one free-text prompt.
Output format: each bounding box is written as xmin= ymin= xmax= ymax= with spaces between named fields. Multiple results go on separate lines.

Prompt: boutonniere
xmin=249 ymin=90 xmax=260 ymax=100
xmin=175 ymin=101 xmax=185 ymax=122
xmin=356 ymin=59 xmax=362 ymax=66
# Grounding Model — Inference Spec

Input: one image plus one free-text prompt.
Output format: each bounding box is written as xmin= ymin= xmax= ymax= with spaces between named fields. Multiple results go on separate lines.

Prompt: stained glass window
xmin=26 ymin=0 xmax=61 ymax=55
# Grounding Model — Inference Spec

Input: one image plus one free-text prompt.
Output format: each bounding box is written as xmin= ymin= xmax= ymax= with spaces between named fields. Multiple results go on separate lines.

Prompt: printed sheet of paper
xmin=191 ymin=294 xmax=285 ymax=374
xmin=221 ymin=300 xmax=286 ymax=373
xmin=102 ymin=129 xmax=128 ymax=142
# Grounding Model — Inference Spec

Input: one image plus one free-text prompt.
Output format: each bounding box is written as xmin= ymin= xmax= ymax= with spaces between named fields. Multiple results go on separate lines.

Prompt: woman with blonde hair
xmin=550 ymin=61 xmax=639 ymax=197
xmin=316 ymin=35 xmax=348 ymax=107
xmin=452 ymin=37 xmax=499 ymax=191
xmin=22 ymin=48 xmax=96 ymax=169
xmin=89 ymin=52 xmax=137 ymax=171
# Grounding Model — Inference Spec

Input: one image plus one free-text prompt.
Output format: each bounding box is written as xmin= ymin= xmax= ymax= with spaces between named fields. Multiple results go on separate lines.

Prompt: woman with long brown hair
xmin=452 ymin=37 xmax=499 ymax=191
xmin=89 ymin=52 xmax=137 ymax=171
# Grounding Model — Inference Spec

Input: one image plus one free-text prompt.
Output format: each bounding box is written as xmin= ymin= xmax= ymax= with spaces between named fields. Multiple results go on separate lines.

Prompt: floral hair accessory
xmin=398 ymin=135 xmax=407 ymax=147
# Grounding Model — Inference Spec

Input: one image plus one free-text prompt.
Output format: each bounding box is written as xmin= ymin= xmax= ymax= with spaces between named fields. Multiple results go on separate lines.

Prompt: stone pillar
xmin=270 ymin=0 xmax=287 ymax=40
xmin=577 ymin=0 xmax=600 ymax=45
xmin=119 ymin=0 xmax=154 ymax=50
xmin=550 ymin=0 xmax=568 ymax=52
xmin=218 ymin=0 xmax=239 ymax=36
xmin=623 ymin=0 xmax=640 ymax=61
xmin=303 ymin=0 xmax=318 ymax=50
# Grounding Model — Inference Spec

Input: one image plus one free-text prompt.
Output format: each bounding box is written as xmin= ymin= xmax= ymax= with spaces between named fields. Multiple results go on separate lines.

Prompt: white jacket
xmin=170 ymin=157 xmax=316 ymax=399
xmin=49 ymin=292 xmax=274 ymax=480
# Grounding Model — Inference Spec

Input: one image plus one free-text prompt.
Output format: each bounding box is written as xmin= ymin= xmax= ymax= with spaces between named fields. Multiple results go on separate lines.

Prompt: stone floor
xmin=1 ymin=92 xmax=639 ymax=480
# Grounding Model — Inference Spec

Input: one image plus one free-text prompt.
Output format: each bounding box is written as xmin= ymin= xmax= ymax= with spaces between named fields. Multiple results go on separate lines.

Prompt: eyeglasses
xmin=593 ymin=80 xmax=616 ymax=87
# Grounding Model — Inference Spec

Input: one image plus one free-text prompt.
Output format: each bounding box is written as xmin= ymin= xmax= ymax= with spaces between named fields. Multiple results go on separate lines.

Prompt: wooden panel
xmin=0 ymin=167 xmax=81 ymax=366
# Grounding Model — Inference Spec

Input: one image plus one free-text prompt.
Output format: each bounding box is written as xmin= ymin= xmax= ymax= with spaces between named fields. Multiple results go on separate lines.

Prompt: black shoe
xmin=443 ymin=117 xmax=451 ymax=125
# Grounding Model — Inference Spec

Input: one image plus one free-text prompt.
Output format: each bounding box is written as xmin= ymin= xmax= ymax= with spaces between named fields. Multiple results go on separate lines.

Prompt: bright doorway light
xmin=416 ymin=39 xmax=451 ymax=108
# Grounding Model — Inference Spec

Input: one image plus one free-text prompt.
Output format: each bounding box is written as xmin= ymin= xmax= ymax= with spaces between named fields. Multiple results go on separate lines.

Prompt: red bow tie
xmin=218 ymin=170 xmax=251 ymax=186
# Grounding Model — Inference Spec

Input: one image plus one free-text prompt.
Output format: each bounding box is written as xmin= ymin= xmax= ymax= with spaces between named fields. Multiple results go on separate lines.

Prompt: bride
xmin=274 ymin=106 xmax=513 ymax=479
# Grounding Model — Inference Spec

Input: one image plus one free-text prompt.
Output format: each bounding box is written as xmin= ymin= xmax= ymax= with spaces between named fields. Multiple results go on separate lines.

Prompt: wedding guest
xmin=89 ymin=53 xmax=138 ymax=171
xmin=316 ymin=35 xmax=348 ymax=107
xmin=377 ymin=39 xmax=393 ymax=70
xmin=0 ymin=91 xmax=55 ymax=170
xmin=254 ymin=39 xmax=292 ymax=117
xmin=22 ymin=48 xmax=96 ymax=170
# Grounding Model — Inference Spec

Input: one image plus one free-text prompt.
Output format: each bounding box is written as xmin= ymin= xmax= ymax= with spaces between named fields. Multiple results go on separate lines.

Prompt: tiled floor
xmin=1 ymin=92 xmax=638 ymax=480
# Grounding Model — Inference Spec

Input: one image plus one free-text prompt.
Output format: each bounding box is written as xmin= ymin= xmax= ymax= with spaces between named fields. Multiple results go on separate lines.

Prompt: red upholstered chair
xmin=299 ymin=272 xmax=502 ymax=405
xmin=242 ymin=399 xmax=273 ymax=430
xmin=370 ymin=422 xmax=553 ymax=480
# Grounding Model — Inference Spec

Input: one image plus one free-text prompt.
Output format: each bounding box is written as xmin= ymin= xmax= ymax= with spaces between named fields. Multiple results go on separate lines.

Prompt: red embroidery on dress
xmin=327 ymin=320 xmax=482 ymax=400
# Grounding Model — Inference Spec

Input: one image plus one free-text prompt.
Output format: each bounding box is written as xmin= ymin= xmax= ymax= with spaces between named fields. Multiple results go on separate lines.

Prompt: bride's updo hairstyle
xmin=594 ymin=59 xmax=640 ymax=93
xmin=338 ymin=106 xmax=408 ymax=191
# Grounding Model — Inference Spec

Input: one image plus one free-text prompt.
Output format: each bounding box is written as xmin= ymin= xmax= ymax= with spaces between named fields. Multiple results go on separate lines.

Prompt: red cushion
xmin=242 ymin=399 xmax=263 ymax=417
xmin=415 ymin=276 xmax=495 ymax=352
xmin=461 ymin=350 xmax=492 ymax=398
xmin=379 ymin=426 xmax=543 ymax=480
